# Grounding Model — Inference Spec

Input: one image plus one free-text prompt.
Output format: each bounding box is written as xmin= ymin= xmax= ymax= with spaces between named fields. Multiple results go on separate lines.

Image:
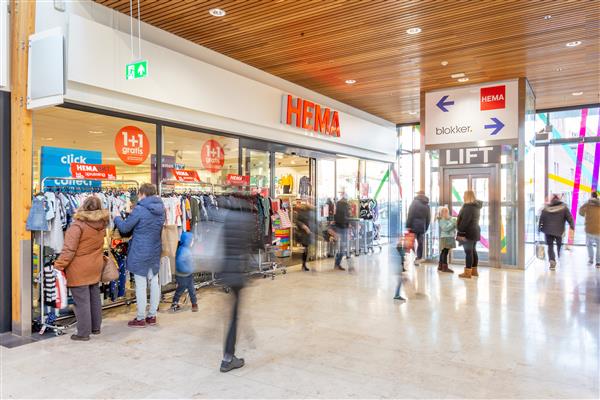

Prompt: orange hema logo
xmin=282 ymin=94 xmax=341 ymax=137
xmin=480 ymin=85 xmax=506 ymax=111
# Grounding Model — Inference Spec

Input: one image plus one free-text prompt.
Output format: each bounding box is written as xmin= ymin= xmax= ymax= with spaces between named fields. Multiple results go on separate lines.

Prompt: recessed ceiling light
xmin=458 ymin=77 xmax=469 ymax=83
xmin=441 ymin=61 xmax=449 ymax=66
xmin=451 ymin=72 xmax=466 ymax=79
xmin=543 ymin=15 xmax=552 ymax=20
xmin=566 ymin=41 xmax=582 ymax=47
xmin=572 ymin=91 xmax=583 ymax=96
xmin=209 ymin=8 xmax=226 ymax=17
xmin=41 ymin=137 xmax=54 ymax=141
xmin=165 ymin=141 xmax=175 ymax=144
xmin=88 ymin=130 xmax=103 ymax=134
xmin=406 ymin=27 xmax=421 ymax=35
xmin=345 ymin=79 xmax=356 ymax=84
xmin=555 ymin=67 xmax=563 ymax=72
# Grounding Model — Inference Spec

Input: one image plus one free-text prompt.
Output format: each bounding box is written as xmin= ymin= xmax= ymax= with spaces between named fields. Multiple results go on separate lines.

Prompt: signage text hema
xmin=282 ymin=95 xmax=341 ymax=137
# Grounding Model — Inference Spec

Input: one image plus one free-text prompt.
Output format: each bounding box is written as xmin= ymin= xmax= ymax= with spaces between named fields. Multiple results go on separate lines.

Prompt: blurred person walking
xmin=437 ymin=206 xmax=456 ymax=273
xmin=114 ymin=183 xmax=165 ymax=327
xmin=456 ymin=191 xmax=482 ymax=279
xmin=333 ymin=193 xmax=354 ymax=272
xmin=539 ymin=194 xmax=575 ymax=270
xmin=170 ymin=232 xmax=198 ymax=312
xmin=54 ymin=197 xmax=109 ymax=341
xmin=219 ymin=197 xmax=255 ymax=373
xmin=579 ymin=192 xmax=600 ymax=268
xmin=406 ymin=190 xmax=431 ymax=265
xmin=295 ymin=203 xmax=316 ymax=271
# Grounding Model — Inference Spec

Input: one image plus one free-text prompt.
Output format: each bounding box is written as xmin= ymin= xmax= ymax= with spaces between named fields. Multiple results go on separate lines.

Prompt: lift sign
xmin=480 ymin=85 xmax=506 ymax=111
xmin=282 ymin=94 xmax=341 ymax=137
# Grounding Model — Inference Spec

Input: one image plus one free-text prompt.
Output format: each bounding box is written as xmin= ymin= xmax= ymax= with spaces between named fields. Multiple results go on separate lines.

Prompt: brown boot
xmin=471 ymin=266 xmax=479 ymax=277
xmin=459 ymin=268 xmax=472 ymax=279
xmin=442 ymin=264 xmax=454 ymax=273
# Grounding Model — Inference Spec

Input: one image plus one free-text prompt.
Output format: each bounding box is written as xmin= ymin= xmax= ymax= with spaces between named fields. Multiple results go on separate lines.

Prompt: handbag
xmin=403 ymin=230 xmax=416 ymax=251
xmin=101 ymin=253 xmax=119 ymax=283
xmin=455 ymin=231 xmax=467 ymax=242
xmin=535 ymin=242 xmax=546 ymax=260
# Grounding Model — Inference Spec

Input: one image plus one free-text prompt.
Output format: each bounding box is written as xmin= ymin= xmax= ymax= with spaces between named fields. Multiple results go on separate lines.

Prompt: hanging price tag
xmin=70 ymin=163 xmax=117 ymax=180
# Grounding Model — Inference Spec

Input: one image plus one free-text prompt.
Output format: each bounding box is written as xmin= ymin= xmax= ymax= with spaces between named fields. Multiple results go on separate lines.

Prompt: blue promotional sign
xmin=41 ymin=146 xmax=103 ymax=189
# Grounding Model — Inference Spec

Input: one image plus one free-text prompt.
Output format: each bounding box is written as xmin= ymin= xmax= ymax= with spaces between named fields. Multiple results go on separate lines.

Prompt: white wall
xmin=0 ymin=0 xmax=9 ymax=91
xmin=34 ymin=1 xmax=397 ymax=162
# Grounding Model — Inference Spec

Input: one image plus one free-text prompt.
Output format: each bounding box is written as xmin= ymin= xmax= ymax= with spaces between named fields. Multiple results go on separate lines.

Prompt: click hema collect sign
xmin=424 ymin=80 xmax=519 ymax=145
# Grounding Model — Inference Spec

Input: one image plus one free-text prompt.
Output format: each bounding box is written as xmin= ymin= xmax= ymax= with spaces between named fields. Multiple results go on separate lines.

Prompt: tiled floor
xmin=1 ymin=246 xmax=598 ymax=399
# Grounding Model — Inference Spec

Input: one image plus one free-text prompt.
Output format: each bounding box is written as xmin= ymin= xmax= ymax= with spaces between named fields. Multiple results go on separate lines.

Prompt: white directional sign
xmin=424 ymin=80 xmax=519 ymax=145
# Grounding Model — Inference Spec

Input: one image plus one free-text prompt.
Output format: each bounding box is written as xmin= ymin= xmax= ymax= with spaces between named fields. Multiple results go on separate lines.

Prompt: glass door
xmin=444 ymin=167 xmax=499 ymax=267
xmin=242 ymin=148 xmax=271 ymax=197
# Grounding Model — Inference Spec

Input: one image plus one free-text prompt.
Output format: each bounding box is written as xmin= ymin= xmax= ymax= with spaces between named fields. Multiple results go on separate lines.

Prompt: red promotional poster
xmin=226 ymin=174 xmax=250 ymax=186
xmin=171 ymin=169 xmax=200 ymax=182
xmin=201 ymin=140 xmax=225 ymax=173
xmin=480 ymin=85 xmax=506 ymax=111
xmin=115 ymin=126 xmax=150 ymax=165
xmin=70 ymin=163 xmax=117 ymax=180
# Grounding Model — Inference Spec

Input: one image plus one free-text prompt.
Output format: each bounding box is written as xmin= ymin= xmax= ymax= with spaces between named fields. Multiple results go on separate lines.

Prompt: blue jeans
xmin=173 ymin=275 xmax=197 ymax=305
xmin=587 ymin=234 xmax=600 ymax=264
xmin=134 ymin=270 xmax=160 ymax=320
xmin=334 ymin=227 xmax=352 ymax=267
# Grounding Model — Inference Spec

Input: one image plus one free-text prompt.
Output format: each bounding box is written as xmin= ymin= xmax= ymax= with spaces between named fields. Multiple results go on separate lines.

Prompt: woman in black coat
xmin=295 ymin=204 xmax=316 ymax=271
xmin=456 ymin=190 xmax=483 ymax=279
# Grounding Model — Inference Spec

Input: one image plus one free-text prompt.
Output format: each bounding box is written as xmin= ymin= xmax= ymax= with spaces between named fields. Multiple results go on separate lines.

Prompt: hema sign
xmin=425 ymin=80 xmax=519 ymax=146
xmin=281 ymin=94 xmax=341 ymax=137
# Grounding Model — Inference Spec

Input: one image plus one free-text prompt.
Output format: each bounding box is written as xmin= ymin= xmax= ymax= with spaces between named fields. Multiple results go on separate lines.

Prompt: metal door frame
xmin=441 ymin=165 xmax=501 ymax=268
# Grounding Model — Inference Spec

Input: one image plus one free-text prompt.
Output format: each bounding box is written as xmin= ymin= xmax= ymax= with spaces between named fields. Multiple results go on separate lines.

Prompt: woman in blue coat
xmin=114 ymin=183 xmax=165 ymax=328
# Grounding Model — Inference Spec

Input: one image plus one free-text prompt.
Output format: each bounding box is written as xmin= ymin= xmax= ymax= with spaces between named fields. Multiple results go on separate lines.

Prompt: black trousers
xmin=224 ymin=286 xmax=242 ymax=358
xmin=416 ymin=233 xmax=425 ymax=259
xmin=439 ymin=248 xmax=449 ymax=265
xmin=302 ymin=245 xmax=309 ymax=266
xmin=463 ymin=241 xmax=479 ymax=269
xmin=545 ymin=234 xmax=562 ymax=261
xmin=71 ymin=284 xmax=102 ymax=337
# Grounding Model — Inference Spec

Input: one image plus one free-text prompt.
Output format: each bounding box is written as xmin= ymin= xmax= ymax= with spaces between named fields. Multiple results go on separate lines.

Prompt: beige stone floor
xmin=1 ymin=246 xmax=599 ymax=399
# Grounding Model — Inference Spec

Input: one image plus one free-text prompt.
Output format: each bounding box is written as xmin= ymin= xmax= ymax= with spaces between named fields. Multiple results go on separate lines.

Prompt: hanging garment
xmin=26 ymin=195 xmax=50 ymax=231
xmin=54 ymin=270 xmax=68 ymax=310
xmin=43 ymin=261 xmax=57 ymax=308
xmin=299 ymin=176 xmax=311 ymax=196
xmin=159 ymin=256 xmax=173 ymax=287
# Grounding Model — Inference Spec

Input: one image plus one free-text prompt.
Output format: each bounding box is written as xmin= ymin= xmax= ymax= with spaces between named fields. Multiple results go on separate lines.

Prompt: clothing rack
xmin=36 ymin=177 xmax=139 ymax=335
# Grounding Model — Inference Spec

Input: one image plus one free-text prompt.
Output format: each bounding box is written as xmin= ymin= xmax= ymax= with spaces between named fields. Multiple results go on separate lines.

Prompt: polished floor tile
xmin=1 ymin=245 xmax=598 ymax=399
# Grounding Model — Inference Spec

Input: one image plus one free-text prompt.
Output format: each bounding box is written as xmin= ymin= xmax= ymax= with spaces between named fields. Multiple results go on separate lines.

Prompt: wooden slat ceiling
xmin=95 ymin=0 xmax=600 ymax=124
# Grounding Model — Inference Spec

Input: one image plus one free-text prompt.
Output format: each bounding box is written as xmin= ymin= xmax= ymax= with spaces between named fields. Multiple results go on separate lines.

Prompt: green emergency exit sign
xmin=126 ymin=60 xmax=148 ymax=80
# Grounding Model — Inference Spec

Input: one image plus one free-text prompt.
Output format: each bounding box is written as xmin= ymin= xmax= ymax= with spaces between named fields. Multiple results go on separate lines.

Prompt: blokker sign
xmin=281 ymin=94 xmax=341 ymax=137
xmin=424 ymin=80 xmax=519 ymax=146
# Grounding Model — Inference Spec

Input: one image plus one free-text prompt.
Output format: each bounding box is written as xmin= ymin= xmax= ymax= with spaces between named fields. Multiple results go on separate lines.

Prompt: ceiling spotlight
xmin=458 ymin=77 xmax=469 ymax=82
xmin=406 ymin=27 xmax=422 ymax=34
xmin=450 ymin=72 xmax=466 ymax=79
xmin=408 ymin=111 xmax=418 ymax=115
xmin=543 ymin=15 xmax=552 ymax=20
xmin=572 ymin=91 xmax=583 ymax=96
xmin=555 ymin=67 xmax=563 ymax=72
xmin=441 ymin=61 xmax=449 ymax=66
xmin=88 ymin=130 xmax=103 ymax=134
xmin=345 ymin=79 xmax=357 ymax=84
xmin=566 ymin=41 xmax=582 ymax=47
xmin=209 ymin=8 xmax=226 ymax=17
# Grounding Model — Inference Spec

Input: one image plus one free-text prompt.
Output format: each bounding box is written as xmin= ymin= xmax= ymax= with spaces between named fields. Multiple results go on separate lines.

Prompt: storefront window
xmin=161 ymin=126 xmax=239 ymax=188
xmin=365 ymin=161 xmax=391 ymax=238
xmin=336 ymin=158 xmax=359 ymax=199
xmin=33 ymin=107 xmax=156 ymax=190
xmin=242 ymin=148 xmax=271 ymax=196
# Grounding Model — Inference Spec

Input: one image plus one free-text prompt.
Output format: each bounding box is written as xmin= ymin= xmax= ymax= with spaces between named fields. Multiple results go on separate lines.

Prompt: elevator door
xmin=443 ymin=167 xmax=500 ymax=268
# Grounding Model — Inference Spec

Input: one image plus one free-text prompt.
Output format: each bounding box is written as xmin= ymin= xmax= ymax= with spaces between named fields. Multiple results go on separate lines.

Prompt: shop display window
xmin=162 ymin=126 xmax=239 ymax=187
xmin=336 ymin=158 xmax=359 ymax=199
xmin=242 ymin=148 xmax=271 ymax=196
xmin=364 ymin=160 xmax=391 ymax=238
xmin=33 ymin=107 xmax=156 ymax=190
xmin=274 ymin=153 xmax=311 ymax=198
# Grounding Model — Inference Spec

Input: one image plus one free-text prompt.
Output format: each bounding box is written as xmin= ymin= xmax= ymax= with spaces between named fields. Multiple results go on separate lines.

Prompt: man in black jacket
xmin=539 ymin=194 xmax=575 ymax=270
xmin=334 ymin=194 xmax=354 ymax=272
xmin=406 ymin=191 xmax=431 ymax=264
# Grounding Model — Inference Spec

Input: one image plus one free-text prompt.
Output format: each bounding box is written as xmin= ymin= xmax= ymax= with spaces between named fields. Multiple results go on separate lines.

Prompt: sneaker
xmin=393 ymin=295 xmax=406 ymax=302
xmin=549 ymin=260 xmax=556 ymax=270
xmin=191 ymin=304 xmax=199 ymax=312
xmin=170 ymin=304 xmax=183 ymax=313
xmin=91 ymin=330 xmax=101 ymax=335
xmin=414 ymin=258 xmax=422 ymax=265
xmin=145 ymin=316 xmax=157 ymax=326
xmin=588 ymin=259 xmax=594 ymax=265
xmin=334 ymin=265 xmax=346 ymax=271
xmin=220 ymin=356 xmax=245 ymax=373
xmin=128 ymin=318 xmax=146 ymax=328
xmin=70 ymin=334 xmax=90 ymax=341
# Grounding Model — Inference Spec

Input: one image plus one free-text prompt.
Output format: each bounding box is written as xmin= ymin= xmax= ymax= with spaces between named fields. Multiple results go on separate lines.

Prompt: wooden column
xmin=10 ymin=0 xmax=35 ymax=335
